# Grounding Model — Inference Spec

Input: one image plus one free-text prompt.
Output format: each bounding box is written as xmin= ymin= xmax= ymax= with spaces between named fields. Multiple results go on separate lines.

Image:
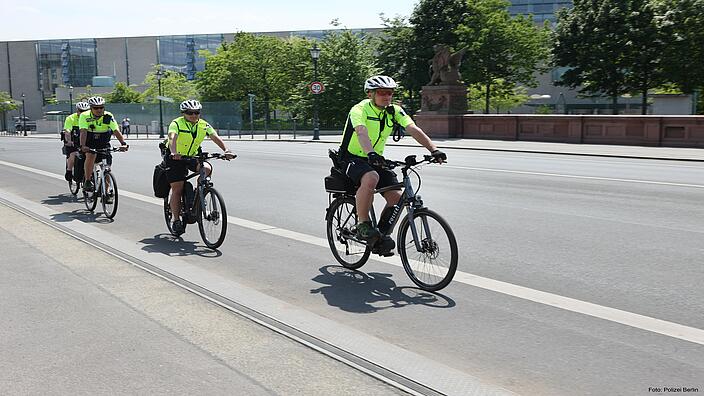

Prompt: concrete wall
xmin=97 ymin=38 xmax=128 ymax=81
xmin=416 ymin=114 xmax=704 ymax=148
xmin=126 ymin=37 xmax=157 ymax=86
xmin=6 ymin=41 xmax=42 ymax=120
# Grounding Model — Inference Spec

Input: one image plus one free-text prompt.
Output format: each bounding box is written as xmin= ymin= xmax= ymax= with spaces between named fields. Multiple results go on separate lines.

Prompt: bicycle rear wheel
xmin=101 ymin=172 xmax=118 ymax=219
xmin=197 ymin=187 xmax=227 ymax=249
xmin=69 ymin=179 xmax=80 ymax=196
xmin=326 ymin=196 xmax=370 ymax=269
xmin=397 ymin=209 xmax=458 ymax=291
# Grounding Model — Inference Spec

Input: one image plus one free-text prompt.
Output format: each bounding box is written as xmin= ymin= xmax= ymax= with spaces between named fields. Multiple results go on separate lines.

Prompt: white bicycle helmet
xmin=76 ymin=101 xmax=90 ymax=111
xmin=87 ymin=96 xmax=105 ymax=107
xmin=364 ymin=75 xmax=398 ymax=92
xmin=180 ymin=99 xmax=202 ymax=112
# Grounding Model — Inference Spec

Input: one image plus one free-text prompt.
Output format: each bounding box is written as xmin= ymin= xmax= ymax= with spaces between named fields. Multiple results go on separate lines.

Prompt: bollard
xmin=227 ymin=122 xmax=231 ymax=138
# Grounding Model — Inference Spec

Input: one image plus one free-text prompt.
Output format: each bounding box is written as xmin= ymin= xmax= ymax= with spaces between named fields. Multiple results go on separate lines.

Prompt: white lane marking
xmin=441 ymin=165 xmax=704 ymax=188
xmin=2 ymin=158 xmax=704 ymax=346
xmin=236 ymin=149 xmax=704 ymax=188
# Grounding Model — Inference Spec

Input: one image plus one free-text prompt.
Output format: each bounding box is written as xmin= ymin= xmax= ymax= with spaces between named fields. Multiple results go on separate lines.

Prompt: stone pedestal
xmin=414 ymin=85 xmax=468 ymax=138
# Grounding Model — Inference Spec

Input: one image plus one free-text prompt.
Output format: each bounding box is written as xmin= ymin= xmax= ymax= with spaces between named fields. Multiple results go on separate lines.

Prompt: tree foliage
xmin=654 ymin=0 xmax=704 ymax=94
xmin=458 ymin=0 xmax=551 ymax=113
xmin=197 ymin=33 xmax=309 ymax=122
xmin=467 ymin=79 xmax=529 ymax=113
xmin=105 ymin=82 xmax=141 ymax=103
xmin=377 ymin=0 xmax=469 ymax=113
xmin=0 ymin=91 xmax=18 ymax=112
xmin=141 ymin=66 xmax=198 ymax=104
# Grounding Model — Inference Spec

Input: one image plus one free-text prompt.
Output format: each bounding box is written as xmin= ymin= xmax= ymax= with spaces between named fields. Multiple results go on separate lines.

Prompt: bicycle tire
xmin=197 ymin=187 xmax=227 ymax=249
xmin=69 ymin=179 xmax=80 ymax=196
xmin=397 ymin=208 xmax=458 ymax=292
xmin=83 ymin=181 xmax=97 ymax=212
xmin=101 ymin=172 xmax=118 ymax=219
xmin=326 ymin=196 xmax=370 ymax=269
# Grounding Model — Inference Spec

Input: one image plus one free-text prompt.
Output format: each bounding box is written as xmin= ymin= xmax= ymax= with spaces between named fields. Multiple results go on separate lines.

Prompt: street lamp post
xmin=247 ymin=93 xmax=255 ymax=138
xmin=156 ymin=67 xmax=164 ymax=139
xmin=309 ymin=43 xmax=321 ymax=140
xmin=21 ymin=93 xmax=26 ymax=136
xmin=68 ymin=85 xmax=73 ymax=114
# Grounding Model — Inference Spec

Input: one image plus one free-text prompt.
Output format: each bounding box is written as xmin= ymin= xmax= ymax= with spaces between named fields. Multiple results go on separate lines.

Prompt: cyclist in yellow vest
xmin=62 ymin=101 xmax=90 ymax=181
xmin=79 ymin=96 xmax=129 ymax=191
xmin=340 ymin=75 xmax=446 ymax=242
xmin=166 ymin=99 xmax=235 ymax=235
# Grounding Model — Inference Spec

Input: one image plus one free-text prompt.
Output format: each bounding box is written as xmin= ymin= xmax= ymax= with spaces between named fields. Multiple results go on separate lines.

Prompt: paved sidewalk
xmin=0 ymin=202 xmax=404 ymax=395
xmin=3 ymin=131 xmax=703 ymax=161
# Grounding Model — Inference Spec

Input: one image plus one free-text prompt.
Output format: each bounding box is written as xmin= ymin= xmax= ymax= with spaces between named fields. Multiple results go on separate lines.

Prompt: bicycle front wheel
xmin=197 ymin=187 xmax=227 ymax=249
xmin=101 ymin=172 xmax=118 ymax=219
xmin=326 ymin=196 xmax=370 ymax=269
xmin=397 ymin=209 xmax=458 ymax=291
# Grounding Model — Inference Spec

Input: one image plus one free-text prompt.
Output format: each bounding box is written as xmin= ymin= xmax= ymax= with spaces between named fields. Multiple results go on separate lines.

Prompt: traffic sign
xmin=310 ymin=81 xmax=325 ymax=94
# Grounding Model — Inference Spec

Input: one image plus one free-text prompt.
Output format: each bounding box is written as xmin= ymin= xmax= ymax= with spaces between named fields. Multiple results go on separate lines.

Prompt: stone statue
xmin=428 ymin=44 xmax=467 ymax=86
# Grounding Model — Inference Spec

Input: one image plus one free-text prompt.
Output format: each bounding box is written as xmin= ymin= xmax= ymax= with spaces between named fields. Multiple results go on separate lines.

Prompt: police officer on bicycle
xmin=339 ymin=75 xmax=446 ymax=243
xmin=63 ymin=101 xmax=90 ymax=182
xmin=166 ymin=99 xmax=235 ymax=236
xmin=79 ymin=96 xmax=129 ymax=191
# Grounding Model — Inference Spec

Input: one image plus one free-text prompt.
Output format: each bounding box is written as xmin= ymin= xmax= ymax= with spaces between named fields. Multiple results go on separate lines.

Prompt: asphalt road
xmin=1 ymin=137 xmax=702 ymax=395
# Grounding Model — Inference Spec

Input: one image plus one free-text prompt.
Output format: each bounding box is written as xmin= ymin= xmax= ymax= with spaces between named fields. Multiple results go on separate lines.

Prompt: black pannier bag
xmin=325 ymin=166 xmax=355 ymax=194
xmin=153 ymin=163 xmax=170 ymax=198
xmin=73 ymin=154 xmax=85 ymax=182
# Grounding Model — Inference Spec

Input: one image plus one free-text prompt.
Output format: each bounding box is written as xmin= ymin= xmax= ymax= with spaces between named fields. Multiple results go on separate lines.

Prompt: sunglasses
xmin=374 ymin=90 xmax=394 ymax=97
xmin=184 ymin=110 xmax=201 ymax=115
xmin=91 ymin=106 xmax=105 ymax=110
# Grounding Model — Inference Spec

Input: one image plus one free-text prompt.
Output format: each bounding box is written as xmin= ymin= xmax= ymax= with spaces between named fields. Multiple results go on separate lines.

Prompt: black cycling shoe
xmin=83 ymin=180 xmax=94 ymax=192
xmin=64 ymin=170 xmax=73 ymax=182
xmin=356 ymin=221 xmax=381 ymax=243
xmin=372 ymin=236 xmax=395 ymax=256
xmin=172 ymin=220 xmax=185 ymax=236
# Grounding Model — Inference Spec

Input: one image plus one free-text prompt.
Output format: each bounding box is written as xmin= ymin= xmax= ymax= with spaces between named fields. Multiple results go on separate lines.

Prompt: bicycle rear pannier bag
xmin=73 ymin=155 xmax=85 ymax=182
xmin=152 ymin=163 xmax=170 ymax=198
xmin=324 ymin=166 xmax=355 ymax=193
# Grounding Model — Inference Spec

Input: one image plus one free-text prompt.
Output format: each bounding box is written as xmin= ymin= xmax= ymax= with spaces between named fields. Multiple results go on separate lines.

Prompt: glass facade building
xmin=37 ymin=39 xmax=97 ymax=97
xmin=508 ymin=0 xmax=572 ymax=23
xmin=158 ymin=34 xmax=225 ymax=80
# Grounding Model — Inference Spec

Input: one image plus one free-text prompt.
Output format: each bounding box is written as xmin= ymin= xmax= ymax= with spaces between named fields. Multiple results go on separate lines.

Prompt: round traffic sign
xmin=310 ymin=81 xmax=325 ymax=94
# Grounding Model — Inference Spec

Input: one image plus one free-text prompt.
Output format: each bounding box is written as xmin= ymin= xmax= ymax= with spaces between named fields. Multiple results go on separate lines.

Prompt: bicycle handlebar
xmin=383 ymin=154 xmax=443 ymax=170
xmin=85 ymin=146 xmax=127 ymax=154
xmin=175 ymin=152 xmax=237 ymax=161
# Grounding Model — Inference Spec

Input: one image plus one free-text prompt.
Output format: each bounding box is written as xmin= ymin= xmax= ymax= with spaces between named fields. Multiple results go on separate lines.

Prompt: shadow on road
xmin=49 ymin=209 xmax=112 ymax=224
xmin=42 ymin=193 xmax=80 ymax=206
xmin=310 ymin=265 xmax=455 ymax=313
xmin=139 ymin=233 xmax=222 ymax=258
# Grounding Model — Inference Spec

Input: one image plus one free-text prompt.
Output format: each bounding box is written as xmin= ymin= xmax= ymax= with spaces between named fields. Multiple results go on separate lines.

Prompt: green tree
xmin=467 ymin=79 xmax=529 ymax=113
xmin=623 ymin=0 xmax=668 ymax=114
xmin=458 ymin=0 xmax=551 ymax=113
xmin=197 ymin=33 xmax=308 ymax=123
xmin=0 ymin=91 xmax=19 ymax=131
xmin=141 ymin=66 xmax=198 ymax=104
xmin=377 ymin=0 xmax=469 ymax=113
xmin=315 ymin=29 xmax=379 ymax=127
xmin=553 ymin=0 xmax=632 ymax=114
xmin=105 ymin=82 xmax=141 ymax=103
xmin=655 ymin=0 xmax=704 ymax=94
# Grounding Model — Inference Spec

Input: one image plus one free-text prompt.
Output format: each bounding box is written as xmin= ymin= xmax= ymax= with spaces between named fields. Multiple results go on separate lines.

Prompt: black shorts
xmin=164 ymin=157 xmax=198 ymax=183
xmin=343 ymin=155 xmax=401 ymax=192
xmin=86 ymin=131 xmax=111 ymax=149
xmin=62 ymin=145 xmax=79 ymax=157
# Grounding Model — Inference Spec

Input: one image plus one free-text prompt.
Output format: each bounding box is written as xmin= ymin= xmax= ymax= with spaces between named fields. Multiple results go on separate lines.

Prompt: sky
xmin=2 ymin=0 xmax=419 ymax=41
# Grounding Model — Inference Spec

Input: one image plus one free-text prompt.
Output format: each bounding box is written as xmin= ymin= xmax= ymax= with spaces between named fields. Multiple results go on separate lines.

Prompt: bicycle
xmin=163 ymin=152 xmax=234 ymax=249
xmin=82 ymin=147 xmax=123 ymax=219
xmin=325 ymin=153 xmax=458 ymax=291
